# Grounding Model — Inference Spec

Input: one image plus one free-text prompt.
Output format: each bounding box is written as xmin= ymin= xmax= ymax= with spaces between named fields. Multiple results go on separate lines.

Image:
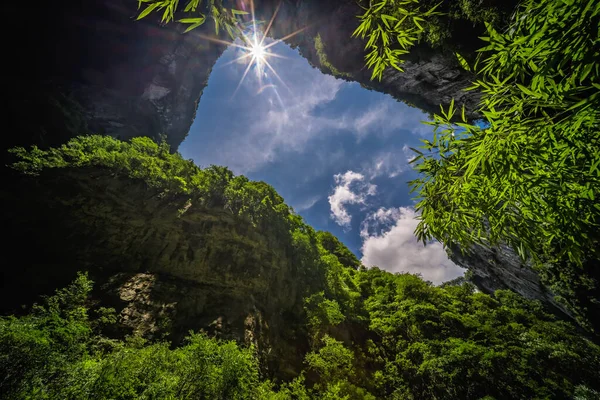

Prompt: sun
xmin=250 ymin=40 xmax=267 ymax=64
xmin=194 ymin=0 xmax=309 ymax=98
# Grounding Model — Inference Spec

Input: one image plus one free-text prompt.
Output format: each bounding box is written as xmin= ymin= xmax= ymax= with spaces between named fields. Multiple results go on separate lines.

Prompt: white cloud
xmin=328 ymin=171 xmax=376 ymax=227
xmin=364 ymin=150 xmax=411 ymax=179
xmin=351 ymin=102 xmax=430 ymax=140
xmin=353 ymin=103 xmax=389 ymax=138
xmin=360 ymin=207 xmax=464 ymax=284
xmin=293 ymin=195 xmax=321 ymax=212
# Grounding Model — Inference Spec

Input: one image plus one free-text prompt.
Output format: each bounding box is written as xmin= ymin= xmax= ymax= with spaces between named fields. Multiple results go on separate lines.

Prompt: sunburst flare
xmin=197 ymin=0 xmax=309 ymax=99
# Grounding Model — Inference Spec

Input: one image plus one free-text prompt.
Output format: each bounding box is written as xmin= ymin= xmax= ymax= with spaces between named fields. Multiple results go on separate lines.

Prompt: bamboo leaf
xmin=455 ymin=53 xmax=470 ymax=71
xmin=137 ymin=2 xmax=161 ymax=20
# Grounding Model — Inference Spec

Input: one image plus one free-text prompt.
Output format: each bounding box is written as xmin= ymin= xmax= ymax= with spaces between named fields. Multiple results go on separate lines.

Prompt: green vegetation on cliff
xmin=62 ymin=0 xmax=600 ymax=333
xmin=3 ymin=136 xmax=600 ymax=399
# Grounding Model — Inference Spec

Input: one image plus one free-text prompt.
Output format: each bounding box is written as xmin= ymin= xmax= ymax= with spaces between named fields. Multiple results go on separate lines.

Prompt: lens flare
xmin=250 ymin=40 xmax=266 ymax=63
xmin=196 ymin=0 xmax=309 ymax=99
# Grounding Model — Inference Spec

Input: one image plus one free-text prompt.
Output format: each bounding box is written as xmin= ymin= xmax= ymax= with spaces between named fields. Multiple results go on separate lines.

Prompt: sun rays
xmin=250 ymin=40 xmax=266 ymax=61
xmin=196 ymin=0 xmax=308 ymax=100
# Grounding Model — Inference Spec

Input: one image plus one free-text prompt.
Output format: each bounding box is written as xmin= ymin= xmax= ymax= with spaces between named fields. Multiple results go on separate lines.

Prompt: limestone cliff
xmin=1 ymin=165 xmax=313 ymax=377
xmin=6 ymin=0 xmax=227 ymax=152
xmin=449 ymin=244 xmax=572 ymax=319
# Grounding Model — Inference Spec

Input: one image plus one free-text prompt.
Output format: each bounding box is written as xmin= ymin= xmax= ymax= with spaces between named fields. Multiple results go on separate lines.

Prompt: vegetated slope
xmin=1 ymin=136 xmax=599 ymax=399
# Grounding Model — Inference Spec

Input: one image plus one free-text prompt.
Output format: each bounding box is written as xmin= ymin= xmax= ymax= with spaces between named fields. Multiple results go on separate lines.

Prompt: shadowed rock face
xmin=261 ymin=0 xmax=482 ymax=119
xmin=7 ymin=0 xmax=228 ymax=151
xmin=0 ymin=166 xmax=309 ymax=378
xmin=449 ymin=244 xmax=573 ymax=319
xmin=6 ymin=0 xmax=482 ymax=154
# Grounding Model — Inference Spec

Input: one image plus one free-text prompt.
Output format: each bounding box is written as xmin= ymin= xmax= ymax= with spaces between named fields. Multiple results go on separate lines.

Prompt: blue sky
xmin=180 ymin=39 xmax=464 ymax=284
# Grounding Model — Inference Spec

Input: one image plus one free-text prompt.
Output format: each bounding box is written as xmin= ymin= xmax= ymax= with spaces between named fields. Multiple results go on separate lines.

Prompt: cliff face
xmin=261 ymin=1 xmax=483 ymax=118
xmin=1 ymin=166 xmax=310 ymax=378
xmin=7 ymin=0 xmax=227 ymax=151
xmin=449 ymin=244 xmax=573 ymax=319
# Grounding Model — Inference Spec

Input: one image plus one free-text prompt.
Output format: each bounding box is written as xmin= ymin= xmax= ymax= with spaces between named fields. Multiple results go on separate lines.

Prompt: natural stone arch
xmin=6 ymin=0 xmax=482 ymax=152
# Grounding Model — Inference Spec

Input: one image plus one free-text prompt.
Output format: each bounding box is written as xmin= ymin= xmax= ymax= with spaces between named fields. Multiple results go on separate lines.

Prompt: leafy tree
xmin=355 ymin=272 xmax=600 ymax=399
xmin=0 ymin=272 xmax=99 ymax=399
xmin=304 ymin=292 xmax=345 ymax=340
xmin=2 ymin=211 xmax=599 ymax=399
xmin=316 ymin=231 xmax=361 ymax=270
xmin=306 ymin=335 xmax=354 ymax=383
xmin=0 ymin=274 xmax=276 ymax=399
xmin=407 ymin=0 xmax=600 ymax=328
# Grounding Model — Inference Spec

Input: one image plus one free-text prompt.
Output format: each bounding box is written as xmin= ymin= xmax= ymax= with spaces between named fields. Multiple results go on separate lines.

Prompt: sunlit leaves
xmin=353 ymin=0 xmax=442 ymax=80
xmin=136 ymin=2 xmax=161 ymax=20
xmin=408 ymin=0 xmax=600 ymax=324
xmin=8 ymin=135 xmax=301 ymax=241
xmin=179 ymin=16 xmax=206 ymax=32
xmin=355 ymin=271 xmax=600 ymax=399
xmin=135 ymin=0 xmax=246 ymax=38
xmin=455 ymin=52 xmax=471 ymax=71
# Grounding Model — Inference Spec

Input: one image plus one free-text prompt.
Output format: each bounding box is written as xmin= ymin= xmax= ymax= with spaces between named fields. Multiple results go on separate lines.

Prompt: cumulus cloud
xmin=328 ymin=171 xmax=377 ymax=227
xmin=360 ymin=207 xmax=464 ymax=284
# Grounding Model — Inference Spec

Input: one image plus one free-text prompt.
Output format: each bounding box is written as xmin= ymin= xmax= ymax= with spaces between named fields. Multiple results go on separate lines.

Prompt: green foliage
xmin=352 ymin=270 xmax=600 ymax=399
xmin=10 ymin=135 xmax=193 ymax=193
xmin=9 ymin=135 xmax=296 ymax=233
xmin=417 ymin=0 xmax=513 ymax=47
xmin=0 ymin=275 xmax=272 ymax=399
xmin=353 ymin=0 xmax=516 ymax=80
xmin=316 ymin=231 xmax=361 ymax=269
xmin=304 ymin=292 xmax=345 ymax=338
xmin=353 ymin=0 xmax=443 ymax=80
xmin=76 ymin=333 xmax=263 ymax=400
xmin=407 ymin=0 xmax=600 ymax=326
xmin=306 ymin=335 xmax=354 ymax=382
xmin=7 ymin=132 xmax=600 ymax=398
xmin=304 ymin=335 xmax=374 ymax=399
xmin=0 ymin=272 xmax=98 ymax=398
xmin=314 ymin=34 xmax=351 ymax=78
xmin=2 ymin=181 xmax=599 ymax=399
xmin=135 ymin=0 xmax=248 ymax=37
